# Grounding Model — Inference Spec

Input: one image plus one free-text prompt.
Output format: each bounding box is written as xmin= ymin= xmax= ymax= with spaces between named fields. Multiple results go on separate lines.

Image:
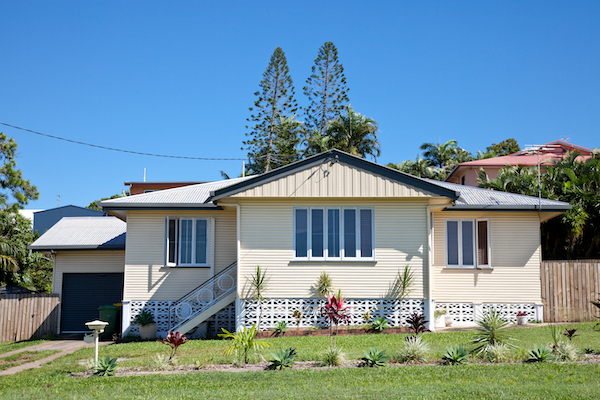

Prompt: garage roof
xmin=29 ymin=217 xmax=126 ymax=251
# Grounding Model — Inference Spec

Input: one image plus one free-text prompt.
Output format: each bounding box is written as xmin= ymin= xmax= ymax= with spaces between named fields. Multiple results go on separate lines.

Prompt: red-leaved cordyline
xmin=158 ymin=331 xmax=188 ymax=362
xmin=321 ymin=292 xmax=351 ymax=347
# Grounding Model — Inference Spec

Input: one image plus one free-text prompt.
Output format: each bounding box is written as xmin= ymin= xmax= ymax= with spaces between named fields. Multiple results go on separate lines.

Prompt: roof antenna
xmin=57 ymin=194 xmax=60 ymax=207
xmin=143 ymin=168 xmax=146 ymax=182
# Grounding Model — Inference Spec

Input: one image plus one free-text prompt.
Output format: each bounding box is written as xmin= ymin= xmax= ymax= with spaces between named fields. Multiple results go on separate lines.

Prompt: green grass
xmin=0 ymin=322 xmax=598 ymax=399
xmin=0 ymin=339 xmax=50 ymax=355
xmin=0 ymin=350 xmax=60 ymax=371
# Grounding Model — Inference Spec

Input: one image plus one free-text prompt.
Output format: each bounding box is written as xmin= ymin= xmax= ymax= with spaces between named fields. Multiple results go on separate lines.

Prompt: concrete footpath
xmin=0 ymin=339 xmax=113 ymax=376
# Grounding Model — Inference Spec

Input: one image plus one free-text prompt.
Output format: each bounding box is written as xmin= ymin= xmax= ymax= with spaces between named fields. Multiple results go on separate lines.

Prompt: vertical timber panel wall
xmin=0 ymin=294 xmax=60 ymax=342
xmin=541 ymin=260 xmax=600 ymax=322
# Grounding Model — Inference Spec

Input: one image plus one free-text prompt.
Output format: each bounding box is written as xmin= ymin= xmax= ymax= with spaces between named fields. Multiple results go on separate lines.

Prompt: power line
xmin=0 ymin=122 xmax=246 ymax=161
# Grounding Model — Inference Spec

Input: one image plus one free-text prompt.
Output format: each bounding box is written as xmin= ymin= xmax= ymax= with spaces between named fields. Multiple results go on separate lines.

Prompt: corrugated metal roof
xmin=29 ymin=217 xmax=126 ymax=251
xmin=429 ymin=180 xmax=571 ymax=211
xmin=100 ymin=176 xmax=254 ymax=209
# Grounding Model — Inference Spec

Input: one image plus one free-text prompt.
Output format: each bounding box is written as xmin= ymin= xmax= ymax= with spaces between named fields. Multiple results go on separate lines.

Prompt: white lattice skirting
xmin=126 ymin=301 xmax=236 ymax=337
xmin=435 ymin=302 xmax=543 ymax=323
xmin=240 ymin=298 xmax=425 ymax=330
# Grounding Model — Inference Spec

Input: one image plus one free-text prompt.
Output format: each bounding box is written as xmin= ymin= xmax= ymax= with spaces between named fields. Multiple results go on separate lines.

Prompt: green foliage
xmin=527 ymin=345 xmax=554 ymax=363
xmin=244 ymin=47 xmax=300 ymax=174
xmin=0 ymin=133 xmax=39 ymax=210
xmin=315 ymin=271 xmax=333 ymax=297
xmin=482 ymin=343 xmax=510 ymax=363
xmin=268 ymin=347 xmax=297 ymax=370
xmin=303 ymin=42 xmax=349 ymax=137
xmin=93 ymin=354 xmax=119 ymax=376
xmin=387 ymin=265 xmax=414 ymax=301
xmin=552 ymin=341 xmax=578 ymax=361
xmin=248 ymin=265 xmax=268 ymax=327
xmin=472 ymin=309 xmax=512 ymax=353
xmin=0 ymin=211 xmax=52 ymax=292
xmin=397 ymin=335 xmax=430 ymax=363
xmin=133 ymin=310 xmax=155 ymax=326
xmin=321 ymin=345 xmax=345 ymax=367
xmin=387 ymin=157 xmax=445 ymax=180
xmin=486 ymin=138 xmax=520 ymax=156
xmin=219 ymin=324 xmax=270 ymax=365
xmin=360 ymin=346 xmax=389 ymax=367
xmin=442 ymin=345 xmax=470 ymax=365
xmin=273 ymin=321 xmax=288 ymax=335
xmin=370 ymin=316 xmax=389 ymax=332
xmin=86 ymin=190 xmax=129 ymax=211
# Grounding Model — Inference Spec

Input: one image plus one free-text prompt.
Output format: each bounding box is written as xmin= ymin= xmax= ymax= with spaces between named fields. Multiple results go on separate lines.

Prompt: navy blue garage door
xmin=61 ymin=273 xmax=124 ymax=332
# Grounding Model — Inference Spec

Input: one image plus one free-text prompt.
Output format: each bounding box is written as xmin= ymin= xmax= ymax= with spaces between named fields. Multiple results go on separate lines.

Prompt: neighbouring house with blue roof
xmin=33 ymin=205 xmax=107 ymax=234
xmin=30 ymin=150 xmax=570 ymax=336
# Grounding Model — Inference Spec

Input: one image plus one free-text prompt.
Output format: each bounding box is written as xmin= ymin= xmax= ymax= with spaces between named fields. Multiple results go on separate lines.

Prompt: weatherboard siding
xmin=237 ymin=199 xmax=429 ymax=299
xmin=431 ymin=211 xmax=542 ymax=303
xmin=231 ymin=162 xmax=437 ymax=198
xmin=123 ymin=210 xmax=236 ymax=301
xmin=53 ymin=250 xmax=125 ymax=299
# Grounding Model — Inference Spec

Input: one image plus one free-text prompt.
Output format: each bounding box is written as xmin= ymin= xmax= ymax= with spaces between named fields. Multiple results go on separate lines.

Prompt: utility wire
xmin=0 ymin=121 xmax=246 ymax=161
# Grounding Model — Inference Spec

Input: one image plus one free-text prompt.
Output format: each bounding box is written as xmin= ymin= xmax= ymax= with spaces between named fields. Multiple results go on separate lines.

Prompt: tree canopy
xmin=486 ymin=138 xmax=520 ymax=156
xmin=0 ymin=133 xmax=39 ymax=211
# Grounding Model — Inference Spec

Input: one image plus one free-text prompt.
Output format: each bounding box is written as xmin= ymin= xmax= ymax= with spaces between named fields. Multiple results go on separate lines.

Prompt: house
xmin=125 ymin=181 xmax=205 ymax=195
xmin=33 ymin=205 xmax=108 ymax=234
xmin=445 ymin=140 xmax=594 ymax=187
xmin=30 ymin=150 xmax=570 ymax=336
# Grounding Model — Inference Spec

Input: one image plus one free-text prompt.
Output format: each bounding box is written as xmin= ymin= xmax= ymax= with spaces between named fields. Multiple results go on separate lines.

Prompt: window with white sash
xmin=165 ymin=217 xmax=213 ymax=267
xmin=445 ymin=219 xmax=490 ymax=268
xmin=294 ymin=207 xmax=374 ymax=261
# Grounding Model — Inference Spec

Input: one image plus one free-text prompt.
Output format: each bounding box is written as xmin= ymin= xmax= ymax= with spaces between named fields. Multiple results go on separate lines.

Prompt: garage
xmin=61 ymin=273 xmax=124 ymax=332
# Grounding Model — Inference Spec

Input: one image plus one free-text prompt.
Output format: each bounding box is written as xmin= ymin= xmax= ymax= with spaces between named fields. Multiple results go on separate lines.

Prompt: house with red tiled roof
xmin=445 ymin=140 xmax=594 ymax=187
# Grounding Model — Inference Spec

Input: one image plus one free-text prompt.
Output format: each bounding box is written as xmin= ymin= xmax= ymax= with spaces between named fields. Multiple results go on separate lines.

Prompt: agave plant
xmin=158 ymin=331 xmax=189 ymax=362
xmin=321 ymin=291 xmax=351 ymax=347
xmin=360 ymin=346 xmax=389 ymax=367
xmin=370 ymin=316 xmax=389 ymax=332
xmin=442 ymin=345 xmax=470 ymax=365
xmin=268 ymin=347 xmax=297 ymax=370
xmin=93 ymin=354 xmax=119 ymax=376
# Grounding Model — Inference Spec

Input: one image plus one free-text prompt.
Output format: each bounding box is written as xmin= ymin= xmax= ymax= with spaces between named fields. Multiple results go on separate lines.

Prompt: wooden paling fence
xmin=0 ymin=294 xmax=59 ymax=342
xmin=541 ymin=260 xmax=600 ymax=323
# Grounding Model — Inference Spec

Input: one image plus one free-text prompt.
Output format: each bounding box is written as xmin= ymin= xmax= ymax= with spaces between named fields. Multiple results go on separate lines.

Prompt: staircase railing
xmin=168 ymin=262 xmax=237 ymax=332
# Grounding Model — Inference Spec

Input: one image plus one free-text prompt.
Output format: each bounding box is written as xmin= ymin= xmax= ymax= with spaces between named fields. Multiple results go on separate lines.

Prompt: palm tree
xmin=387 ymin=157 xmax=443 ymax=180
xmin=323 ymin=105 xmax=381 ymax=160
xmin=419 ymin=140 xmax=460 ymax=170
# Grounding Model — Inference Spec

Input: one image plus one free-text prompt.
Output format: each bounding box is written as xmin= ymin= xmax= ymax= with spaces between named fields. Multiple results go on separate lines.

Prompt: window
xmin=294 ymin=207 xmax=374 ymax=260
xmin=165 ymin=217 xmax=212 ymax=267
xmin=446 ymin=219 xmax=490 ymax=268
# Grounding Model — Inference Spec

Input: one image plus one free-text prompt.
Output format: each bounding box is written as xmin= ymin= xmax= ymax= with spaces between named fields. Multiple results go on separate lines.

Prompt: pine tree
xmin=303 ymin=42 xmax=350 ymax=137
xmin=243 ymin=47 xmax=300 ymax=174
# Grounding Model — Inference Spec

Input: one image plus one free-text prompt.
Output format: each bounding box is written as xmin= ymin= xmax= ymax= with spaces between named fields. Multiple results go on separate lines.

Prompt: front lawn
xmin=0 ymin=339 xmax=50 ymax=355
xmin=0 ymin=322 xmax=599 ymax=399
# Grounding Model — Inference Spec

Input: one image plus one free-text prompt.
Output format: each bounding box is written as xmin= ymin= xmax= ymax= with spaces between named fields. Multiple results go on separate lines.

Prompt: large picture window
xmin=446 ymin=219 xmax=490 ymax=268
xmin=166 ymin=217 xmax=212 ymax=267
xmin=294 ymin=207 xmax=375 ymax=260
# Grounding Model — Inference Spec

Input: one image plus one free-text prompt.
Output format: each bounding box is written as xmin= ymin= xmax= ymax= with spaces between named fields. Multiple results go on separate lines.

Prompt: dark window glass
xmin=344 ymin=209 xmax=356 ymax=257
xmin=447 ymin=221 xmax=459 ymax=265
xmin=327 ymin=209 xmax=340 ymax=257
xmin=360 ymin=209 xmax=372 ymax=257
xmin=477 ymin=221 xmax=489 ymax=265
xmin=462 ymin=220 xmax=474 ymax=266
xmin=195 ymin=220 xmax=207 ymax=264
xmin=295 ymin=209 xmax=308 ymax=257
xmin=168 ymin=219 xmax=178 ymax=264
xmin=312 ymin=209 xmax=324 ymax=257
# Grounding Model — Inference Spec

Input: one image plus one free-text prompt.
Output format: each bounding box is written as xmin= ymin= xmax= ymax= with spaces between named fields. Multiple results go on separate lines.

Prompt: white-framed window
xmin=445 ymin=219 xmax=490 ymax=268
xmin=294 ymin=207 xmax=375 ymax=261
xmin=165 ymin=217 xmax=213 ymax=267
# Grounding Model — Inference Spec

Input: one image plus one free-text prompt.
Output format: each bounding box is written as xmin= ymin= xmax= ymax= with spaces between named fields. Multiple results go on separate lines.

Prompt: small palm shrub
xmin=527 ymin=345 xmax=554 ymax=363
xmin=442 ymin=345 xmax=470 ymax=365
xmin=472 ymin=309 xmax=512 ymax=353
xmin=268 ymin=347 xmax=297 ymax=370
xmin=273 ymin=321 xmax=288 ymax=336
xmin=315 ymin=271 xmax=333 ymax=297
xmin=483 ymin=343 xmax=510 ymax=363
xmin=360 ymin=346 xmax=389 ymax=367
xmin=93 ymin=355 xmax=119 ymax=376
xmin=553 ymin=341 xmax=578 ymax=361
xmin=133 ymin=310 xmax=155 ymax=326
xmin=370 ymin=316 xmax=389 ymax=332
xmin=219 ymin=324 xmax=270 ymax=365
xmin=396 ymin=335 xmax=429 ymax=363
xmin=322 ymin=346 xmax=345 ymax=367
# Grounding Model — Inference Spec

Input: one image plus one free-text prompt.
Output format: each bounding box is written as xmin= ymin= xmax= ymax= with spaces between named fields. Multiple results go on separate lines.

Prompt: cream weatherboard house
xmin=30 ymin=150 xmax=570 ymax=337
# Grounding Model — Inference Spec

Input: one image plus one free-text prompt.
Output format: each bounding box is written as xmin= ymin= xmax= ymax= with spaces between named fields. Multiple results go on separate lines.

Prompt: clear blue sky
xmin=1 ymin=1 xmax=599 ymax=210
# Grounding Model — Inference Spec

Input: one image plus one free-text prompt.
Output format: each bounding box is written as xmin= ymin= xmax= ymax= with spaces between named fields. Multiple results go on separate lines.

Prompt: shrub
xmin=370 ymin=316 xmax=389 ymax=332
xmin=219 ymin=324 xmax=270 ymax=365
xmin=133 ymin=310 xmax=155 ymax=326
xmin=321 ymin=292 xmax=351 ymax=347
xmin=273 ymin=321 xmax=288 ymax=336
xmin=397 ymin=335 xmax=429 ymax=363
xmin=158 ymin=331 xmax=188 ymax=362
xmin=268 ymin=347 xmax=297 ymax=370
xmin=292 ymin=310 xmax=303 ymax=326
xmin=407 ymin=313 xmax=429 ymax=335
xmin=527 ymin=345 xmax=554 ymax=363
xmin=315 ymin=271 xmax=333 ymax=297
xmin=563 ymin=328 xmax=579 ymax=341
xmin=93 ymin=355 xmax=119 ymax=376
xmin=472 ymin=309 xmax=512 ymax=353
xmin=151 ymin=353 xmax=172 ymax=371
xmin=360 ymin=346 xmax=389 ymax=367
xmin=553 ymin=341 xmax=578 ymax=361
xmin=322 ymin=346 xmax=345 ymax=367
xmin=442 ymin=345 xmax=470 ymax=365
xmin=483 ymin=343 xmax=510 ymax=363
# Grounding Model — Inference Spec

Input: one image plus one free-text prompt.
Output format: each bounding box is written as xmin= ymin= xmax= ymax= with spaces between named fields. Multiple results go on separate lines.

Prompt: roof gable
xmin=210 ymin=150 xmax=459 ymax=201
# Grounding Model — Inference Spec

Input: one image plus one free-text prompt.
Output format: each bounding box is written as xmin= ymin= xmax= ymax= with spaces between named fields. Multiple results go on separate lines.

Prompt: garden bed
xmin=255 ymin=326 xmax=410 ymax=339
